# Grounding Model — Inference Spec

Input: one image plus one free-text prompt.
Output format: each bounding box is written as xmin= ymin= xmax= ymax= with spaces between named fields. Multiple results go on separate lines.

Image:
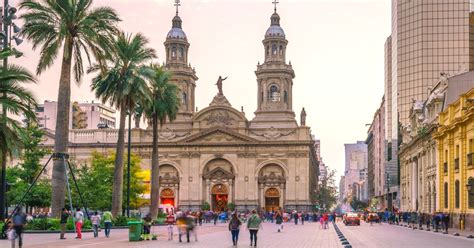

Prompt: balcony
xmin=443 ymin=162 xmax=448 ymax=174
xmin=454 ymin=158 xmax=459 ymax=171
xmin=468 ymin=153 xmax=474 ymax=166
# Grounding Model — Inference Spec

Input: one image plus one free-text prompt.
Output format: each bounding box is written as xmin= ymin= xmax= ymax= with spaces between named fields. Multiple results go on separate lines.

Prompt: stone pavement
xmin=0 ymin=222 xmax=341 ymax=248
xmin=336 ymin=220 xmax=474 ymax=248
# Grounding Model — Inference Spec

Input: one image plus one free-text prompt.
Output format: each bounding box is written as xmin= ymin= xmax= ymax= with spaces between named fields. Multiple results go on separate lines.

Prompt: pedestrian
xmin=6 ymin=221 xmax=16 ymax=248
xmin=229 ymin=212 xmax=242 ymax=246
xmin=177 ymin=212 xmax=189 ymax=242
xmin=301 ymin=212 xmax=305 ymax=225
xmin=319 ymin=214 xmax=324 ymax=229
xmin=166 ymin=213 xmax=175 ymax=241
xmin=12 ymin=208 xmax=26 ymax=248
xmin=293 ymin=211 xmax=298 ymax=225
xmin=275 ymin=210 xmax=284 ymax=232
xmin=213 ymin=212 xmax=218 ymax=226
xmin=143 ymin=213 xmax=152 ymax=239
xmin=75 ymin=208 xmax=84 ymax=239
xmin=59 ymin=208 xmax=70 ymax=240
xmin=91 ymin=211 xmax=101 ymax=238
xmin=443 ymin=213 xmax=450 ymax=234
xmin=247 ymin=209 xmax=262 ymax=247
xmin=426 ymin=214 xmax=431 ymax=231
xmin=102 ymin=210 xmax=113 ymax=238
xmin=323 ymin=213 xmax=329 ymax=229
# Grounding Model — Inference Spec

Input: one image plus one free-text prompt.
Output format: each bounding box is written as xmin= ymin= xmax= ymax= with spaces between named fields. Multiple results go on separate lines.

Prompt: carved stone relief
xmin=251 ymin=126 xmax=296 ymax=140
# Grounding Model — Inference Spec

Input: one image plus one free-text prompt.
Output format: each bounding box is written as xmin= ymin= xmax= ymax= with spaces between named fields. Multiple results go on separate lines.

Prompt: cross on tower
xmin=272 ymin=0 xmax=279 ymax=12
xmin=174 ymin=0 xmax=181 ymax=15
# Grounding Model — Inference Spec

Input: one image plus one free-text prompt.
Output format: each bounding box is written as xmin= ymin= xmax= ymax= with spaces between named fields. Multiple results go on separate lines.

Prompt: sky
xmin=12 ymin=0 xmax=391 ymax=179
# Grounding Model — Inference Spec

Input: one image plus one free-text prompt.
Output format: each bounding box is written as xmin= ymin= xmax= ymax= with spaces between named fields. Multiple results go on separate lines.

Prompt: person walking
xmin=102 ymin=210 xmax=113 ymax=238
xmin=12 ymin=208 xmax=26 ymax=248
xmin=166 ymin=213 xmax=175 ymax=241
xmin=301 ymin=212 xmax=305 ymax=225
xmin=59 ymin=208 xmax=70 ymax=239
xmin=91 ymin=211 xmax=101 ymax=238
xmin=75 ymin=208 xmax=84 ymax=239
xmin=143 ymin=213 xmax=152 ymax=239
xmin=275 ymin=210 xmax=284 ymax=232
xmin=293 ymin=211 xmax=298 ymax=225
xmin=229 ymin=212 xmax=242 ymax=246
xmin=247 ymin=210 xmax=262 ymax=247
xmin=443 ymin=213 xmax=450 ymax=234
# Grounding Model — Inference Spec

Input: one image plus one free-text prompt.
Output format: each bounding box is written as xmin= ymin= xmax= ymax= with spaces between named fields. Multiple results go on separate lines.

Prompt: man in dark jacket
xmin=443 ymin=213 xmax=450 ymax=234
xmin=12 ymin=208 xmax=27 ymax=248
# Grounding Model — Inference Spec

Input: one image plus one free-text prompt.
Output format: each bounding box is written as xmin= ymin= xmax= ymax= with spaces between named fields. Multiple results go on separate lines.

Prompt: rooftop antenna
xmin=174 ymin=0 xmax=181 ymax=15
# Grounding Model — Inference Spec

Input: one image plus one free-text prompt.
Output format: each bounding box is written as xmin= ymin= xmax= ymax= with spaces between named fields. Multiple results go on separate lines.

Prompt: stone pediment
xmin=203 ymin=167 xmax=235 ymax=180
xmin=182 ymin=127 xmax=258 ymax=144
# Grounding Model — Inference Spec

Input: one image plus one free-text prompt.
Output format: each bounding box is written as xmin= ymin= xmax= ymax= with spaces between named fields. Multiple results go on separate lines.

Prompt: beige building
xmin=41 ymin=6 xmax=318 ymax=212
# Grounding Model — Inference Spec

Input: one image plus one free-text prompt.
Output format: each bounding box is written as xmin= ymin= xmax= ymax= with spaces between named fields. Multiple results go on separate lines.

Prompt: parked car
xmin=344 ymin=212 xmax=361 ymax=226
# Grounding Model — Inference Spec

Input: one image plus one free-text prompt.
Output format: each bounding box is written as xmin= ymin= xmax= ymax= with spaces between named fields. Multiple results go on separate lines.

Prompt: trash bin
xmin=127 ymin=221 xmax=143 ymax=242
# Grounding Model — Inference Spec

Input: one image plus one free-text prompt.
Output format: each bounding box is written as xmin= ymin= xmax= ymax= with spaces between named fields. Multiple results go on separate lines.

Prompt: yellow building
xmin=435 ymin=86 xmax=474 ymax=231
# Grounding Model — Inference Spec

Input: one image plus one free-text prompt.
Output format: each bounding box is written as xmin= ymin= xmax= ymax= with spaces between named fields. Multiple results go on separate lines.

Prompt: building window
xmin=181 ymin=92 xmax=187 ymax=106
xmin=455 ymin=180 xmax=460 ymax=209
xmin=272 ymin=44 xmax=277 ymax=55
xmin=283 ymin=91 xmax=288 ymax=103
xmin=469 ymin=177 xmax=474 ymax=209
xmin=444 ymin=182 xmax=448 ymax=209
xmin=179 ymin=47 xmax=184 ymax=60
xmin=269 ymin=85 xmax=280 ymax=102
xmin=266 ymin=46 xmax=269 ymax=57
xmin=279 ymin=45 xmax=283 ymax=56
xmin=387 ymin=142 xmax=392 ymax=161
xmin=172 ymin=47 xmax=177 ymax=58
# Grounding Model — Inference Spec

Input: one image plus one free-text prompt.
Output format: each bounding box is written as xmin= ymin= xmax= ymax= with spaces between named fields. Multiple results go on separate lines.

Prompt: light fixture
xmin=12 ymin=36 xmax=23 ymax=46
xmin=467 ymin=178 xmax=474 ymax=192
xmin=7 ymin=5 xmax=17 ymax=15
xmin=0 ymin=31 xmax=6 ymax=39
xmin=12 ymin=23 xmax=21 ymax=33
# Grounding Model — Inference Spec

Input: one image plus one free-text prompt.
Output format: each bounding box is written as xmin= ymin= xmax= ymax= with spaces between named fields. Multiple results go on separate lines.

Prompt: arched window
xmin=269 ymin=85 xmax=280 ymax=102
xmin=279 ymin=45 xmax=283 ymax=56
xmin=266 ymin=46 xmax=269 ymax=57
xmin=172 ymin=46 xmax=177 ymax=58
xmin=181 ymin=92 xmax=187 ymax=106
xmin=283 ymin=91 xmax=288 ymax=103
xmin=455 ymin=180 xmax=460 ymax=208
xmin=272 ymin=44 xmax=277 ymax=55
xmin=444 ymin=182 xmax=448 ymax=209
xmin=469 ymin=177 xmax=474 ymax=209
xmin=179 ymin=47 xmax=184 ymax=60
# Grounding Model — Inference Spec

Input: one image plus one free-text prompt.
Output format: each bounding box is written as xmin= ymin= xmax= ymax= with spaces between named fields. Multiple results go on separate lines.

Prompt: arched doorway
xmin=211 ymin=184 xmax=229 ymax=211
xmin=160 ymin=188 xmax=175 ymax=206
xmin=265 ymin=188 xmax=280 ymax=211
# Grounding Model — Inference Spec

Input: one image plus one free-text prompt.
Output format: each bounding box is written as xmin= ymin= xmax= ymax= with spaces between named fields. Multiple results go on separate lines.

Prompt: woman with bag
xmin=228 ymin=212 xmax=242 ymax=246
xmin=275 ymin=210 xmax=284 ymax=232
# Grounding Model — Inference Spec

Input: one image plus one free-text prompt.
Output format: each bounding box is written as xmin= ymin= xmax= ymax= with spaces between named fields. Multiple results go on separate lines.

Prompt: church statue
xmin=215 ymin=76 xmax=228 ymax=95
xmin=300 ymin=107 xmax=307 ymax=126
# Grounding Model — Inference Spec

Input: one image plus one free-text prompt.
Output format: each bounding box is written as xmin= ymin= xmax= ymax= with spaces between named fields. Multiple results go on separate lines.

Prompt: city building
xmin=339 ymin=176 xmax=346 ymax=203
xmin=398 ymin=78 xmax=447 ymax=213
xmin=40 ymin=4 xmax=319 ymax=212
xmin=367 ymin=97 xmax=390 ymax=210
xmin=36 ymin=100 xmax=116 ymax=130
xmin=343 ymin=142 xmax=368 ymax=202
xmin=434 ymin=72 xmax=474 ymax=231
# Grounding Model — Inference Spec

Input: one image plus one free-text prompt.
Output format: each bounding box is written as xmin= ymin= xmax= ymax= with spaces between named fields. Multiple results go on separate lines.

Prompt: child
xmin=6 ymin=221 xmax=16 ymax=248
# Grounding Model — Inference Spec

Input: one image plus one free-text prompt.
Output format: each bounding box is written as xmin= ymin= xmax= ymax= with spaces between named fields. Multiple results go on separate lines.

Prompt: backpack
xmin=230 ymin=219 xmax=240 ymax=230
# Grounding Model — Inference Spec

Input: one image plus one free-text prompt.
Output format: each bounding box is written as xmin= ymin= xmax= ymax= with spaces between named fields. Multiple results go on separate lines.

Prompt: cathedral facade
xmin=43 ymin=6 xmax=319 ymax=212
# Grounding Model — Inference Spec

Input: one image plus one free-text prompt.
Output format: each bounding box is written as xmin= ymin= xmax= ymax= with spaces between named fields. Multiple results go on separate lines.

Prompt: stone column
xmin=228 ymin=179 xmax=233 ymax=203
xmin=205 ymin=179 xmax=211 ymax=204
xmin=259 ymin=184 xmax=265 ymax=209
xmin=175 ymin=185 xmax=179 ymax=209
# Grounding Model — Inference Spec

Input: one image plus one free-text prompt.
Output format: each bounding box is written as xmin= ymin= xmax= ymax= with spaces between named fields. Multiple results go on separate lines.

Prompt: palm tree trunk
xmin=51 ymin=38 xmax=73 ymax=217
xmin=112 ymin=106 xmax=127 ymax=216
xmin=150 ymin=115 xmax=160 ymax=219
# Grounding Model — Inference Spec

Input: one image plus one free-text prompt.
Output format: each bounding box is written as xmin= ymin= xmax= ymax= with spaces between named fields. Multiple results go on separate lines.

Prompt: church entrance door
xmin=211 ymin=184 xmax=228 ymax=211
xmin=160 ymin=188 xmax=175 ymax=207
xmin=264 ymin=188 xmax=280 ymax=211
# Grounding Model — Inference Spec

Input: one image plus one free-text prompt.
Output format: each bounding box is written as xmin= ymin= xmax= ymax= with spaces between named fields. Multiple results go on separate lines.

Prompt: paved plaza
xmin=0 ymin=222 xmax=340 ymax=248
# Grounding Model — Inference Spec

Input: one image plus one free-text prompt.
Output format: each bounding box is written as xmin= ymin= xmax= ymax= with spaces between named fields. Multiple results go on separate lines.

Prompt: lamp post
xmin=386 ymin=172 xmax=391 ymax=211
xmin=1 ymin=0 xmax=22 ymax=221
xmin=126 ymin=111 xmax=132 ymax=218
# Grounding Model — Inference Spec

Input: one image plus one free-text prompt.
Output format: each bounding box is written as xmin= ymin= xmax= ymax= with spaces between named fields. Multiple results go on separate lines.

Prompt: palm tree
xmin=20 ymin=0 xmax=120 ymax=216
xmin=143 ymin=65 xmax=179 ymax=219
xmin=90 ymin=32 xmax=156 ymax=216
xmin=0 ymin=50 xmax=37 ymax=218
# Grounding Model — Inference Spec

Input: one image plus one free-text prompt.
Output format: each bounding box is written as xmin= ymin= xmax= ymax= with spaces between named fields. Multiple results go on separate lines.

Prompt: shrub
xmin=201 ymin=201 xmax=210 ymax=211
xmin=112 ymin=215 xmax=139 ymax=226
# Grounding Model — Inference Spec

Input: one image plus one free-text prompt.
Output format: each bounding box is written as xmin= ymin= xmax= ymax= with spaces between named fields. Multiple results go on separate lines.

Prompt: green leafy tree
xmin=144 ymin=65 xmax=179 ymax=219
xmin=72 ymin=152 xmax=146 ymax=211
xmin=20 ymin=0 xmax=120 ymax=216
xmin=0 ymin=49 xmax=37 ymax=218
xmin=314 ymin=169 xmax=338 ymax=211
xmin=90 ymin=32 xmax=156 ymax=216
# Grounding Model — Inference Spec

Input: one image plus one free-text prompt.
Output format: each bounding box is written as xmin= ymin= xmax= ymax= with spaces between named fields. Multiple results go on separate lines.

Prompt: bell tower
xmin=251 ymin=3 xmax=297 ymax=128
xmin=164 ymin=0 xmax=198 ymax=123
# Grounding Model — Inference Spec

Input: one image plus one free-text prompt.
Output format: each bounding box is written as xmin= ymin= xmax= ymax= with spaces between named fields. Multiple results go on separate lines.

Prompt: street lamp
xmin=386 ymin=172 xmax=391 ymax=211
xmin=0 ymin=0 xmax=23 ymax=221
xmin=467 ymin=178 xmax=473 ymax=192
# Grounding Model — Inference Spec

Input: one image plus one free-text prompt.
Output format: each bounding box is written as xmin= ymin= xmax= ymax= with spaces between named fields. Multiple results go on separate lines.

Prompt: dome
xmin=265 ymin=25 xmax=285 ymax=38
xmin=167 ymin=15 xmax=187 ymax=40
xmin=265 ymin=12 xmax=285 ymax=38
xmin=167 ymin=28 xmax=187 ymax=40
